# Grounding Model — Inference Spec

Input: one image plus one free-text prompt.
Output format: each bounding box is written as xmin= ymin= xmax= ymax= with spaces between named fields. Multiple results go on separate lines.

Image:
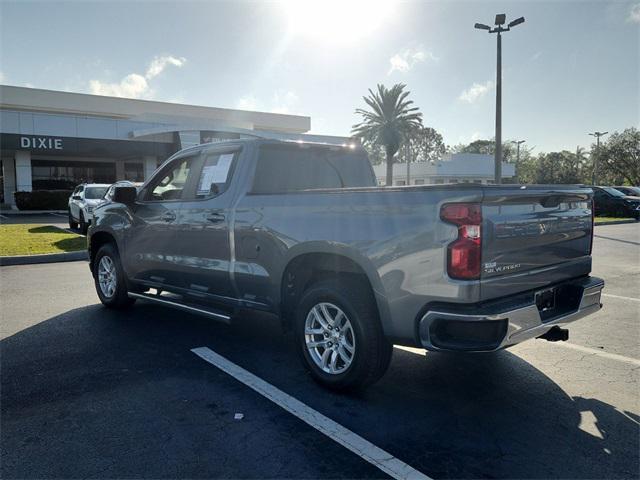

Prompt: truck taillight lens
xmin=440 ymin=203 xmax=482 ymax=280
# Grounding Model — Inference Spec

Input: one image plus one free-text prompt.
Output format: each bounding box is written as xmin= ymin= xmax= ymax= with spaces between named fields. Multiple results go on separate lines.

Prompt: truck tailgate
xmin=480 ymin=186 xmax=593 ymax=300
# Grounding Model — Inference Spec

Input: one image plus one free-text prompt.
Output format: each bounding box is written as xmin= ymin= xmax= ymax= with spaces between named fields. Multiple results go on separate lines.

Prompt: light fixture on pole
xmin=588 ymin=131 xmax=608 ymax=185
xmin=475 ymin=14 xmax=525 ymax=184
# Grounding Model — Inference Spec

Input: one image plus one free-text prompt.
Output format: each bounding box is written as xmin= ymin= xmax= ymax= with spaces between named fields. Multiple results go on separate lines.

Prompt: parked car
xmin=68 ymin=183 xmax=110 ymax=233
xmin=101 ymin=180 xmax=143 ymax=204
xmin=87 ymin=139 xmax=604 ymax=391
xmin=592 ymin=186 xmax=640 ymax=219
xmin=612 ymin=185 xmax=640 ymax=197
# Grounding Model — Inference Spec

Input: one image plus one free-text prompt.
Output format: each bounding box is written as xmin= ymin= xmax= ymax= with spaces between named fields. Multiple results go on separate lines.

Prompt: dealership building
xmin=0 ymin=85 xmax=346 ymax=207
xmin=1 ymin=85 xmax=516 ymax=208
xmin=373 ymin=153 xmax=515 ymax=186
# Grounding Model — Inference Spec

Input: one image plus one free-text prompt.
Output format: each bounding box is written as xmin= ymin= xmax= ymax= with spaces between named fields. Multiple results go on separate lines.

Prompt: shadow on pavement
xmin=1 ymin=303 xmax=638 ymax=479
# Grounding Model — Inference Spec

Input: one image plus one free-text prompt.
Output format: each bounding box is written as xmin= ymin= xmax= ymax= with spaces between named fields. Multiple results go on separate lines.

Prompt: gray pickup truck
xmin=88 ymin=138 xmax=604 ymax=390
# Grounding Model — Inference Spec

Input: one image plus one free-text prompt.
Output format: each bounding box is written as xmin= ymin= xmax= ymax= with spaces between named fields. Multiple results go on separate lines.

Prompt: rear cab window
xmin=195 ymin=152 xmax=237 ymax=199
xmin=251 ymin=144 xmax=376 ymax=194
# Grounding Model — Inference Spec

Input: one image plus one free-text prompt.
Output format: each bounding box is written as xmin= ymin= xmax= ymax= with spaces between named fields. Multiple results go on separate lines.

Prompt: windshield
xmin=85 ymin=187 xmax=108 ymax=199
xmin=601 ymin=187 xmax=625 ymax=197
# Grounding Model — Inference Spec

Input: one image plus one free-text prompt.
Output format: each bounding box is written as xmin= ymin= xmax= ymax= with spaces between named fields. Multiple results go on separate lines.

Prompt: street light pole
xmin=495 ymin=30 xmax=502 ymax=184
xmin=588 ymin=131 xmax=608 ymax=185
xmin=512 ymin=140 xmax=525 ymax=164
xmin=475 ymin=14 xmax=525 ymax=185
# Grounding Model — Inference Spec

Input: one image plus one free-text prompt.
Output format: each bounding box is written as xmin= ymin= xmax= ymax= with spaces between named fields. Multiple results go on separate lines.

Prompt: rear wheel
xmin=93 ymin=243 xmax=135 ymax=309
xmin=295 ymin=279 xmax=392 ymax=391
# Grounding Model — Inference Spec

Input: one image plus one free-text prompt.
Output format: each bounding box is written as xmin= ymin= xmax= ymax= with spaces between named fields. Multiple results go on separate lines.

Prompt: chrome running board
xmin=127 ymin=292 xmax=231 ymax=324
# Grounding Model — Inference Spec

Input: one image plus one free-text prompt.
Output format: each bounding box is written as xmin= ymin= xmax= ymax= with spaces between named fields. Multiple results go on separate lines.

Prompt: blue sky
xmin=1 ymin=0 xmax=638 ymax=152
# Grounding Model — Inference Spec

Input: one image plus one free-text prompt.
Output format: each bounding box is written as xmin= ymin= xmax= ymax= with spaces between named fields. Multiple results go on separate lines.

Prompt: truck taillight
xmin=440 ymin=203 xmax=482 ymax=280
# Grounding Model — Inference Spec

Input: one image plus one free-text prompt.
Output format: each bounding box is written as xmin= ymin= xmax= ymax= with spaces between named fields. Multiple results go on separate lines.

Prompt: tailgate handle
xmin=160 ymin=211 xmax=177 ymax=222
xmin=540 ymin=196 xmax=562 ymax=208
xmin=206 ymin=213 xmax=225 ymax=223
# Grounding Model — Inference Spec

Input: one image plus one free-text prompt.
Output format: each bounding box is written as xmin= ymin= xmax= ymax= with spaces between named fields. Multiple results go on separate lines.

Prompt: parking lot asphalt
xmin=1 ymin=223 xmax=638 ymax=479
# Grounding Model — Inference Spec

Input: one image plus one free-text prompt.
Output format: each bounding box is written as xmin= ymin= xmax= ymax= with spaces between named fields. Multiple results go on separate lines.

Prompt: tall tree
xmin=352 ymin=84 xmax=423 ymax=186
xmin=398 ymin=127 xmax=447 ymax=163
xmin=452 ymin=138 xmax=516 ymax=163
xmin=597 ymin=128 xmax=640 ymax=186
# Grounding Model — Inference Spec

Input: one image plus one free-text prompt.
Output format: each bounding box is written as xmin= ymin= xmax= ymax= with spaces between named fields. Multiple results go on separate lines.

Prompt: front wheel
xmin=295 ymin=279 xmax=392 ymax=391
xmin=68 ymin=209 xmax=78 ymax=229
xmin=79 ymin=211 xmax=88 ymax=234
xmin=93 ymin=243 xmax=135 ymax=309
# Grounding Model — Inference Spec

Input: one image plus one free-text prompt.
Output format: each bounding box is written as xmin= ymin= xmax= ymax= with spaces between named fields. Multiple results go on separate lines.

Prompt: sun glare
xmin=282 ymin=0 xmax=396 ymax=45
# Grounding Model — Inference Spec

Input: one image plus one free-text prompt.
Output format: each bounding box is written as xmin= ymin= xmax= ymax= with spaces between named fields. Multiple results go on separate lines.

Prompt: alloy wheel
xmin=304 ymin=302 xmax=356 ymax=374
xmin=98 ymin=255 xmax=117 ymax=298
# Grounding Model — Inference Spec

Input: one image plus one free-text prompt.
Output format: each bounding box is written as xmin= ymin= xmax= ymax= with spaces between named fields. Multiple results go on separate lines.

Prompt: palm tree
xmin=352 ymin=84 xmax=423 ymax=186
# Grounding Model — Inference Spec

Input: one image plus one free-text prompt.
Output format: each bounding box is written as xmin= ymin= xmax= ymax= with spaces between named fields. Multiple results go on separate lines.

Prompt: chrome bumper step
xmin=127 ymin=291 xmax=231 ymax=323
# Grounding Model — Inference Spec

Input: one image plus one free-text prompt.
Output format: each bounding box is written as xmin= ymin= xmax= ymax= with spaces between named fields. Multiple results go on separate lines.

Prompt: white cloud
xmin=146 ymin=55 xmax=186 ymax=79
xmin=88 ymin=54 xmax=186 ymax=99
xmin=236 ymin=95 xmax=259 ymax=111
xmin=388 ymin=46 xmax=436 ymax=74
xmin=629 ymin=3 xmax=640 ymax=23
xmin=458 ymin=80 xmax=494 ymax=103
xmin=90 ymin=73 xmax=149 ymax=98
xmin=470 ymin=131 xmax=482 ymax=142
xmin=0 ymin=71 xmax=4 ymax=83
xmin=236 ymin=90 xmax=300 ymax=114
xmin=270 ymin=90 xmax=299 ymax=114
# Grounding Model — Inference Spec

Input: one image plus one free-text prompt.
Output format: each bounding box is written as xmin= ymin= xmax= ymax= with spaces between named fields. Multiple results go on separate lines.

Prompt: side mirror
xmin=72 ymin=195 xmax=82 ymax=200
xmin=113 ymin=186 xmax=137 ymax=205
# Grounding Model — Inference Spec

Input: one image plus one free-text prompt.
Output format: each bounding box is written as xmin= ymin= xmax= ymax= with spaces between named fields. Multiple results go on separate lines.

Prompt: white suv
xmin=68 ymin=183 xmax=110 ymax=233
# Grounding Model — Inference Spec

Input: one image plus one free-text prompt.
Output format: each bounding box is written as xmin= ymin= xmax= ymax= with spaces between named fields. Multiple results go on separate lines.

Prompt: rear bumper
xmin=418 ymin=276 xmax=604 ymax=352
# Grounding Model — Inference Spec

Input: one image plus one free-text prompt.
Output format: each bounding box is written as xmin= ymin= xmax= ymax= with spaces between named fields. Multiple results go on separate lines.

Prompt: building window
xmin=414 ymin=179 xmax=425 ymax=185
xmin=396 ymin=180 xmax=406 ymax=186
xmin=31 ymin=159 xmax=116 ymax=190
xmin=434 ymin=179 xmax=444 ymax=184
xmin=124 ymin=162 xmax=144 ymax=182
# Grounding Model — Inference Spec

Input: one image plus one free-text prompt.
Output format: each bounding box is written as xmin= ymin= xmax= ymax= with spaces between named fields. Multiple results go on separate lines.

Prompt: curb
xmin=595 ymin=219 xmax=638 ymax=226
xmin=0 ymin=250 xmax=88 ymax=266
xmin=0 ymin=210 xmax=67 ymax=215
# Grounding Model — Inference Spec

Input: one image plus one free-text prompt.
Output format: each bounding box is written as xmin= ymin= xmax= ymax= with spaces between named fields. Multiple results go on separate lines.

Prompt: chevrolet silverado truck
xmin=88 ymin=139 xmax=604 ymax=390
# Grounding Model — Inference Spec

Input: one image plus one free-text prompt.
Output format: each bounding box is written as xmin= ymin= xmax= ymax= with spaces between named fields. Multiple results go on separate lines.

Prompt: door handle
xmin=206 ymin=213 xmax=225 ymax=223
xmin=161 ymin=211 xmax=176 ymax=222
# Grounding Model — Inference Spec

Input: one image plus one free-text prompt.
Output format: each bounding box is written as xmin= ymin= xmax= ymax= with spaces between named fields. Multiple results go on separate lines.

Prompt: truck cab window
xmin=146 ymin=158 xmax=193 ymax=201
xmin=252 ymin=145 xmax=375 ymax=193
xmin=195 ymin=152 xmax=236 ymax=198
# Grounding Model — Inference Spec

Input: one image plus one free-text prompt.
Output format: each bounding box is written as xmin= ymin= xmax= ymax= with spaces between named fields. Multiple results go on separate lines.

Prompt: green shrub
xmin=14 ymin=190 xmax=72 ymax=211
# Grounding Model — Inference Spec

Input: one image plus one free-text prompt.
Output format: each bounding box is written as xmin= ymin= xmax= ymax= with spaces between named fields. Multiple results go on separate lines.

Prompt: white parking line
xmin=603 ymin=293 xmax=640 ymax=303
xmin=551 ymin=342 xmax=640 ymax=367
xmin=191 ymin=346 xmax=431 ymax=480
xmin=394 ymin=345 xmax=426 ymax=356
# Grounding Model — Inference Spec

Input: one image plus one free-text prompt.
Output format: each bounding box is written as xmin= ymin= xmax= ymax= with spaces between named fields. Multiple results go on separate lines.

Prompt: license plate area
xmin=535 ymin=288 xmax=556 ymax=313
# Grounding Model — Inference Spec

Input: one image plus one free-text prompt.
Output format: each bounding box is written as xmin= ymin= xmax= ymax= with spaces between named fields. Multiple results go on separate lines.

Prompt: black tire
xmin=295 ymin=278 xmax=392 ymax=391
xmin=93 ymin=243 xmax=136 ymax=309
xmin=68 ymin=209 xmax=78 ymax=230
xmin=79 ymin=211 xmax=88 ymax=234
